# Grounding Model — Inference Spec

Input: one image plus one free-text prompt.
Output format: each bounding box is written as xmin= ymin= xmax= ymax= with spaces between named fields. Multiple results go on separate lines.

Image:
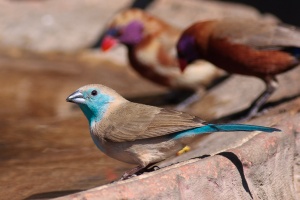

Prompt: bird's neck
xmin=79 ymin=105 xmax=99 ymax=126
xmin=79 ymin=101 xmax=111 ymax=127
xmin=79 ymin=97 xmax=126 ymax=126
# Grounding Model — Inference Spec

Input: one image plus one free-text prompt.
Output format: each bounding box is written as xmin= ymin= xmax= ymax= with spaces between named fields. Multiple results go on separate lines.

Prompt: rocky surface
xmin=0 ymin=0 xmax=277 ymax=53
xmin=187 ymin=67 xmax=300 ymax=121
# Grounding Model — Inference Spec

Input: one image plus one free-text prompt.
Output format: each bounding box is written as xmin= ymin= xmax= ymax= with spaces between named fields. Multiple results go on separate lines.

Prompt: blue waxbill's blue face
xmin=176 ymin=35 xmax=200 ymax=71
xmin=66 ymin=87 xmax=113 ymax=124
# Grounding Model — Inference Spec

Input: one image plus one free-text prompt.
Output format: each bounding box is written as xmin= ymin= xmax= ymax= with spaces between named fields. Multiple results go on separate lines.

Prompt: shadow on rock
xmin=212 ymin=93 xmax=300 ymax=123
xmin=24 ymin=190 xmax=83 ymax=200
xmin=217 ymin=152 xmax=253 ymax=199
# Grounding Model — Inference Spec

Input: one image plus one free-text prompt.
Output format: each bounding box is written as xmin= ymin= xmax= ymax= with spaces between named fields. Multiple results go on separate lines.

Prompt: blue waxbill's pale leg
xmin=66 ymin=84 xmax=280 ymax=180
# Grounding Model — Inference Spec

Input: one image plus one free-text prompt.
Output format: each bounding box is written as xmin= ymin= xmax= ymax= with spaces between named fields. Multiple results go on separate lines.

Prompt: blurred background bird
xmin=177 ymin=18 xmax=300 ymax=121
xmin=66 ymin=84 xmax=280 ymax=180
xmin=100 ymin=9 xmax=226 ymax=110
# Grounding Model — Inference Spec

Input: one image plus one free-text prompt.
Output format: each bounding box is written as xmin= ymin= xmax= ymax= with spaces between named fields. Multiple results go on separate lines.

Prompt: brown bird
xmin=177 ymin=18 xmax=300 ymax=120
xmin=101 ymin=9 xmax=226 ymax=109
xmin=66 ymin=84 xmax=280 ymax=180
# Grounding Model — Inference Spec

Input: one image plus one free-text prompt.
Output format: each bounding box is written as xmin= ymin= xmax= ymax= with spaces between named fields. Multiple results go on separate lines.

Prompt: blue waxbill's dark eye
xmin=91 ymin=90 xmax=97 ymax=96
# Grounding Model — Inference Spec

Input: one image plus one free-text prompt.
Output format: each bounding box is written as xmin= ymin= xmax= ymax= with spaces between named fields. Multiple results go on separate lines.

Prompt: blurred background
xmin=0 ymin=0 xmax=299 ymax=199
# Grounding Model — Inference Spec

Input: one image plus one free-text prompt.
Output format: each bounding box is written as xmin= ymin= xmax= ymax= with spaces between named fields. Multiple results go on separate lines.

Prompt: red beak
xmin=178 ymin=59 xmax=188 ymax=73
xmin=101 ymin=36 xmax=118 ymax=52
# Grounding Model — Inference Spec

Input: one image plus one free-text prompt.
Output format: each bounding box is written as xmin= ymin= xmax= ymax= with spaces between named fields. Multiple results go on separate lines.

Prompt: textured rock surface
xmin=0 ymin=0 xmax=277 ymax=53
xmin=0 ymin=0 xmax=131 ymax=52
xmin=189 ymin=66 xmax=300 ymax=121
xmin=294 ymin=114 xmax=300 ymax=198
xmin=55 ymin=98 xmax=299 ymax=200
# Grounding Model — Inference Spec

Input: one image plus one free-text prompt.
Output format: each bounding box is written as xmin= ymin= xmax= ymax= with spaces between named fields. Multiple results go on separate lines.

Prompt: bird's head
xmin=176 ymin=34 xmax=200 ymax=72
xmin=101 ymin=9 xmax=148 ymax=51
xmin=66 ymin=84 xmax=126 ymax=124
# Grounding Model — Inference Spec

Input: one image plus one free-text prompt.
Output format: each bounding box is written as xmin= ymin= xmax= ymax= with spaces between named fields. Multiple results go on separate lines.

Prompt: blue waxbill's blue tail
xmin=172 ymin=124 xmax=280 ymax=139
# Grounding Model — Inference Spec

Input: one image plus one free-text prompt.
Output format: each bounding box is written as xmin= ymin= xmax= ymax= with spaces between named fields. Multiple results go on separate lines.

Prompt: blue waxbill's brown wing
xmin=99 ymin=102 xmax=206 ymax=142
